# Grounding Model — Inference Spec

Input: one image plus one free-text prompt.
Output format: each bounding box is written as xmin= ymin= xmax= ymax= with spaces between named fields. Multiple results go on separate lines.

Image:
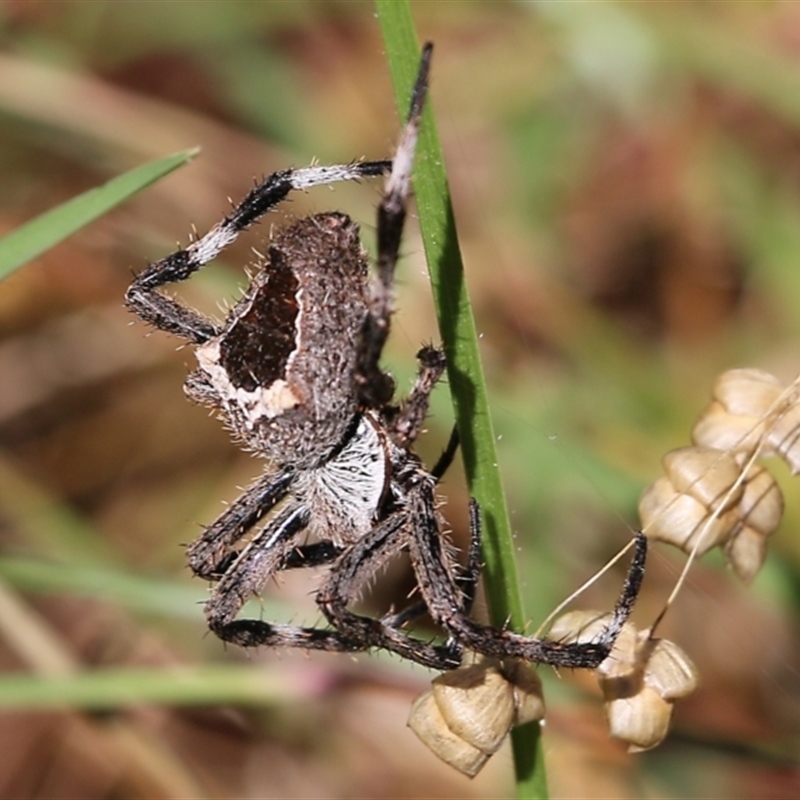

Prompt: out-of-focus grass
xmin=0 ymin=150 xmax=197 ymax=280
xmin=0 ymin=2 xmax=799 ymax=798
xmin=0 ymin=664 xmax=307 ymax=711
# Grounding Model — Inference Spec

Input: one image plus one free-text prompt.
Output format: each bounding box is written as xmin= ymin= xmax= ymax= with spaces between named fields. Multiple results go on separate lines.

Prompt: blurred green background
xmin=0 ymin=1 xmax=798 ymax=797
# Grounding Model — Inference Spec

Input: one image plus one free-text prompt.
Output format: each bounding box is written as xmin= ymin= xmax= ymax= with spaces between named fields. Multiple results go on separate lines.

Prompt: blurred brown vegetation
xmin=0 ymin=1 xmax=798 ymax=798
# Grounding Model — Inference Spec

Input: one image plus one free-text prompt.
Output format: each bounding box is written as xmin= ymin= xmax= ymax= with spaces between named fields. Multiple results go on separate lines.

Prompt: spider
xmin=125 ymin=43 xmax=646 ymax=671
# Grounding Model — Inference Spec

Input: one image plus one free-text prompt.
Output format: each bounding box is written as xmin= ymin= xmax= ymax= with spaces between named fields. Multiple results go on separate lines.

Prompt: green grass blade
xmin=0 ymin=555 xmax=291 ymax=623
xmin=375 ymin=4 xmax=548 ymax=797
xmin=0 ymin=556 xmax=206 ymax=620
xmin=0 ymin=665 xmax=304 ymax=710
xmin=0 ymin=148 xmax=198 ymax=280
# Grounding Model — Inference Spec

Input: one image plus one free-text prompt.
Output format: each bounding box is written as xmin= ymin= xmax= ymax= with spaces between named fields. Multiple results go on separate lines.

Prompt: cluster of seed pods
xmin=410 ymin=368 xmax=798 ymax=773
xmin=407 ymin=656 xmax=545 ymax=777
xmin=640 ymin=368 xmax=800 ymax=583
xmin=548 ymin=612 xmax=698 ymax=752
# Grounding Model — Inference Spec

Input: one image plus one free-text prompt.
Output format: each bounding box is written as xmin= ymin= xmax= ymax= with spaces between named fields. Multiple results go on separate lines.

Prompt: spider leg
xmin=430 ymin=426 xmax=460 ymax=482
xmin=408 ymin=477 xmax=647 ymax=669
xmin=126 ymin=160 xmax=392 ymax=344
xmin=316 ymin=507 xmax=462 ymax=669
xmin=383 ymin=425 xmax=469 ymax=631
xmin=387 ymin=345 xmax=447 ymax=449
xmin=204 ymin=503 xmax=376 ymax=654
xmin=186 ymin=467 xmax=295 ymax=580
xmin=376 ymin=425 xmax=469 ymax=636
xmin=461 ymin=497 xmax=483 ymax=616
xmin=380 ymin=495 xmax=481 ymax=632
xmin=280 ymin=541 xmax=344 ymax=570
xmin=356 ymin=43 xmax=433 ymax=408
xmin=204 ymin=502 xmax=323 ymax=646
xmin=183 ymin=368 xmax=222 ymax=409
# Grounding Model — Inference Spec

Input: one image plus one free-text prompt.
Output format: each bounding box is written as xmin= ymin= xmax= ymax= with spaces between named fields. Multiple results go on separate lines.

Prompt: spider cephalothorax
xmin=126 ymin=43 xmax=646 ymax=670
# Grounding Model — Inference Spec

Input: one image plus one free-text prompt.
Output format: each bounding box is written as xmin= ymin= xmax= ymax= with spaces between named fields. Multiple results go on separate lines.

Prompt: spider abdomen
xmin=193 ymin=212 xmax=374 ymax=466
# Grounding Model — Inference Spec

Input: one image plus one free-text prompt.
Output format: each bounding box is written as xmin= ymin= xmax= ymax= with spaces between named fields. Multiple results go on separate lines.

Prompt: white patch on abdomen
xmin=297 ymin=413 xmax=389 ymax=546
xmin=195 ymin=339 xmax=300 ymax=426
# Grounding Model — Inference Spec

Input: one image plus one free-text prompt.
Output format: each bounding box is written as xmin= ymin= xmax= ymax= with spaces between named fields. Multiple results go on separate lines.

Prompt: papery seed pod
xmin=737 ymin=462 xmax=784 ymax=536
xmin=638 ymin=475 xmax=737 ymax=555
xmin=547 ymin=609 xmax=616 ymax=644
xmin=692 ymin=400 xmax=767 ymax=454
xmin=640 ymin=636 xmax=699 ymax=701
xmin=711 ymin=368 xmax=784 ymax=418
xmin=550 ymin=612 xmax=699 ymax=752
xmin=431 ymin=662 xmax=516 ymax=754
xmin=549 ymin=610 xmax=640 ymax=675
xmin=408 ymin=657 xmax=546 ymax=778
xmin=725 ymin=525 xmax=768 ymax=585
xmin=604 ymin=685 xmax=673 ymax=752
xmin=596 ymin=623 xmax=641 ymax=686
xmin=662 ymin=446 xmax=743 ymax=511
xmin=547 ymin=610 xmax=595 ymax=641
xmin=693 ymin=369 xmax=800 ymax=473
xmin=505 ymin=660 xmax=546 ymax=726
xmin=764 ymin=401 xmax=800 ymax=474
xmin=408 ymin=690 xmax=489 ymax=777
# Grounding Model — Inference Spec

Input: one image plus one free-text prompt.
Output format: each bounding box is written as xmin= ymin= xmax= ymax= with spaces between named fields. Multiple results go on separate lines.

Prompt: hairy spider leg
xmin=430 ymin=426 xmax=460 ymax=482
xmin=202 ymin=501 xmax=342 ymax=650
xmin=315 ymin=504 xmax=466 ymax=669
xmin=125 ymin=160 xmax=391 ymax=344
xmin=186 ymin=467 xmax=295 ymax=580
xmin=355 ymin=43 xmax=432 ymax=409
xmin=386 ymin=345 xmax=447 ymax=449
xmin=380 ymin=497 xmax=481 ymax=634
xmin=408 ymin=473 xmax=648 ymax=669
xmin=199 ymin=490 xmax=475 ymax=667
xmin=196 ymin=362 xmax=476 ymax=665
xmin=203 ymin=501 xmax=443 ymax=662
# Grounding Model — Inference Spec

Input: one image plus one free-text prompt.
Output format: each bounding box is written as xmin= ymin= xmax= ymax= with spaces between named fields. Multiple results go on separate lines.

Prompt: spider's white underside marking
xmin=195 ymin=339 xmax=300 ymax=426
xmin=298 ymin=412 xmax=389 ymax=546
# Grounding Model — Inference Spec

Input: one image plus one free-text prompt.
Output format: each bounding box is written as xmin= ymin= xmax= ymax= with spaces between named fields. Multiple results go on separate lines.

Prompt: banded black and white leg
xmin=355 ymin=43 xmax=432 ymax=409
xmin=125 ymin=160 xmax=392 ymax=344
xmin=199 ymin=493 xmax=473 ymax=668
xmin=186 ymin=467 xmax=295 ymax=580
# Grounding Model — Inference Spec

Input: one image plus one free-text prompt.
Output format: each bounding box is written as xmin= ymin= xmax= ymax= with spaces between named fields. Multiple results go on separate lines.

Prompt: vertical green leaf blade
xmin=375 ymin=3 xmax=548 ymax=797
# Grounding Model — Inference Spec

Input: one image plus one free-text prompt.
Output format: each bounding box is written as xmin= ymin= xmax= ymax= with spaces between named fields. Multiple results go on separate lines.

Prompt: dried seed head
xmin=692 ymin=400 xmax=767 ymax=454
xmin=639 ymin=444 xmax=784 ymax=580
xmin=605 ymin=686 xmax=673 ymax=752
xmin=550 ymin=612 xmax=699 ymax=752
xmin=710 ymin=368 xmax=784 ymax=418
xmin=505 ymin=660 xmax=546 ymax=726
xmin=548 ymin=609 xmax=635 ymax=652
xmin=662 ymin=446 xmax=743 ymax=511
xmin=737 ymin=462 xmax=783 ymax=537
xmin=431 ymin=662 xmax=516 ymax=754
xmin=638 ymin=474 xmax=737 ymax=556
xmin=641 ymin=636 xmax=700 ymax=701
xmin=408 ymin=690 xmax=490 ymax=778
xmin=408 ymin=657 xmax=545 ymax=777
xmin=725 ymin=525 xmax=769 ymax=585
xmin=765 ymin=400 xmax=800 ymax=474
xmin=693 ymin=369 xmax=800 ymax=473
